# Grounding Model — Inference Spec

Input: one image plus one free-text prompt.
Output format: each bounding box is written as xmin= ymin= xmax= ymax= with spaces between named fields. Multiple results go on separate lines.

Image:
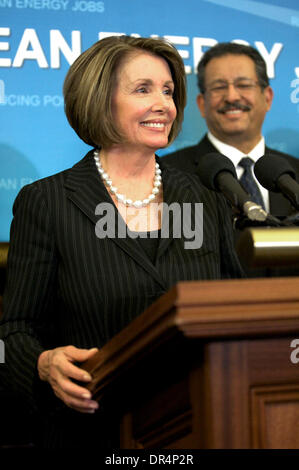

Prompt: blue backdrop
xmin=1 ymin=0 xmax=299 ymax=240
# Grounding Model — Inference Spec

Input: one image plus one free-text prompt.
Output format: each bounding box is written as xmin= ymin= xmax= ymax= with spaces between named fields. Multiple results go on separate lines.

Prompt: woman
xmin=0 ymin=36 xmax=243 ymax=448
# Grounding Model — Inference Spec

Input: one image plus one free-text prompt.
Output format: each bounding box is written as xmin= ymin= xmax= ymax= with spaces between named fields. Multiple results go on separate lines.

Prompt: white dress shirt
xmin=207 ymin=132 xmax=269 ymax=212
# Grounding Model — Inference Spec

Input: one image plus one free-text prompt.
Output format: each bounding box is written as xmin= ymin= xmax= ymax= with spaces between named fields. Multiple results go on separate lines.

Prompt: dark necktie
xmin=238 ymin=157 xmax=265 ymax=209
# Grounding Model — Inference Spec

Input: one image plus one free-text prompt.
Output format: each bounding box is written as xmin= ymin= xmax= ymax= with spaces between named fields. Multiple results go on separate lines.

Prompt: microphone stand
xmin=282 ymin=212 xmax=299 ymax=227
xmin=233 ymin=211 xmax=283 ymax=231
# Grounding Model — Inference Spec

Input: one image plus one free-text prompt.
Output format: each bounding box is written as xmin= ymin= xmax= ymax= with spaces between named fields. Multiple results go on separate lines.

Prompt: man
xmin=164 ymin=42 xmax=299 ymax=275
xmin=164 ymin=42 xmax=299 ymax=218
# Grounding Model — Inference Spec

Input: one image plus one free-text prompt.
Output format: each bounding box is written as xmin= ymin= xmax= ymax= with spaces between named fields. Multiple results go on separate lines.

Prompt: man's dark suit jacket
xmin=163 ymin=135 xmax=299 ymax=277
xmin=163 ymin=134 xmax=299 ymax=218
xmin=0 ymin=149 xmax=242 ymax=448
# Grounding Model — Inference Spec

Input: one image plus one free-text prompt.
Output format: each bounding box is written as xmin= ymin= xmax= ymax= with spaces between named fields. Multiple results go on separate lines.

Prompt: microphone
xmin=196 ymin=152 xmax=268 ymax=222
xmin=254 ymin=154 xmax=299 ymax=211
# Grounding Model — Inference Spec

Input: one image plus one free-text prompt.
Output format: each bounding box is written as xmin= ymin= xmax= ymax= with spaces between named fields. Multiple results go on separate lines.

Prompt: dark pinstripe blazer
xmin=0 ymin=149 xmax=243 ymax=447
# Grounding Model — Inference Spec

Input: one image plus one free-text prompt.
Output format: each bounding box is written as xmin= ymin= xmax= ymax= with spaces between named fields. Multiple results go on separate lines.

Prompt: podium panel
xmin=82 ymin=278 xmax=299 ymax=449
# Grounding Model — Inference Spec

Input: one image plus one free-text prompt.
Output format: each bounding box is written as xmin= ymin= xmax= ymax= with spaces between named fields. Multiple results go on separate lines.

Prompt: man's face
xmin=197 ymin=54 xmax=273 ymax=148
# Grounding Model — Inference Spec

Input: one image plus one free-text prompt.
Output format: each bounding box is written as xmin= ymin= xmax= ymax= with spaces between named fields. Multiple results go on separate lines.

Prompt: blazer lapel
xmin=194 ymin=135 xmax=217 ymax=166
xmin=156 ymin=159 xmax=195 ymax=261
xmin=64 ymin=149 xmax=109 ymax=226
xmin=64 ymin=150 xmax=167 ymax=290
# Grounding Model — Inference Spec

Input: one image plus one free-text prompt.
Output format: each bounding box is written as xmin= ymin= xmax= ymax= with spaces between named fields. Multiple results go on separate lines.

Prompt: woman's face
xmin=112 ymin=52 xmax=177 ymax=153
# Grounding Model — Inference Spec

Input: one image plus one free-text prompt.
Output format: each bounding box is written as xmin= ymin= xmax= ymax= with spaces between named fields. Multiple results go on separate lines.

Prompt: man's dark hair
xmin=197 ymin=42 xmax=270 ymax=93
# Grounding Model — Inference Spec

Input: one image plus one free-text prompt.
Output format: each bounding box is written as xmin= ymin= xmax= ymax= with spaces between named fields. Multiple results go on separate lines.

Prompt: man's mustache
xmin=218 ymin=102 xmax=251 ymax=114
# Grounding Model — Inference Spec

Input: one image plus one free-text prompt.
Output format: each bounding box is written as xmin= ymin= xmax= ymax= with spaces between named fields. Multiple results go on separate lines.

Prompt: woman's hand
xmin=37 ymin=345 xmax=99 ymax=413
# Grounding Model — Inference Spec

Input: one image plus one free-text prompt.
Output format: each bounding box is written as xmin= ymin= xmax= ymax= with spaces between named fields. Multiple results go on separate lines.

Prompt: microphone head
xmin=196 ymin=152 xmax=237 ymax=190
xmin=254 ymin=154 xmax=297 ymax=192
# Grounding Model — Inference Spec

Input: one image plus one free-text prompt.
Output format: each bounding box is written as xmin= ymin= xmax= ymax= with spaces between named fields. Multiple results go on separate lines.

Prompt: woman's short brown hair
xmin=63 ymin=35 xmax=186 ymax=148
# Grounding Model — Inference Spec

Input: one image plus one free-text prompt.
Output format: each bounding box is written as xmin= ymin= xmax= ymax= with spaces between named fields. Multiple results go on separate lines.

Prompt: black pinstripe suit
xmin=0 ymin=149 xmax=243 ymax=447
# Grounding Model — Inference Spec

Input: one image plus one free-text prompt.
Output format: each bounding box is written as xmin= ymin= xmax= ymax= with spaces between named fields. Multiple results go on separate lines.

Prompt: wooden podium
xmin=82 ymin=277 xmax=299 ymax=449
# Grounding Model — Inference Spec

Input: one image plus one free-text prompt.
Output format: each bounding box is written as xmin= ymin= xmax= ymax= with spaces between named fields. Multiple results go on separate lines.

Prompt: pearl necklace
xmin=94 ymin=149 xmax=162 ymax=208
